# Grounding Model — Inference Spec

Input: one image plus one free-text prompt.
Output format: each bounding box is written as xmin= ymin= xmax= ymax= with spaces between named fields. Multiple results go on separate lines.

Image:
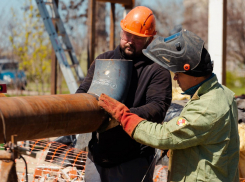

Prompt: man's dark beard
xmin=120 ymin=44 xmax=140 ymax=59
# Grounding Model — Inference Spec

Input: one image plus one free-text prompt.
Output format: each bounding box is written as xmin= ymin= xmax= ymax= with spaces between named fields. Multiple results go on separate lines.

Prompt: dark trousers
xmin=85 ymin=152 xmax=155 ymax=182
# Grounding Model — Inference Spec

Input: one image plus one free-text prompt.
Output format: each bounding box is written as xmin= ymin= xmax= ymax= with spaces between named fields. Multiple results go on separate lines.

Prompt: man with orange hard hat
xmin=76 ymin=6 xmax=172 ymax=182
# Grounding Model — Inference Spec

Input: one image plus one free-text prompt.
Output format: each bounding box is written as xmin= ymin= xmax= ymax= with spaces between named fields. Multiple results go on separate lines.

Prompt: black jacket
xmin=76 ymin=45 xmax=172 ymax=167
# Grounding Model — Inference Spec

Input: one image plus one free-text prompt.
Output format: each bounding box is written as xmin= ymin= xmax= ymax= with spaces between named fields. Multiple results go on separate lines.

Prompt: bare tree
xmin=227 ymin=0 xmax=245 ymax=65
xmin=152 ymin=0 xmax=184 ymax=37
xmin=95 ymin=2 xmax=108 ymax=54
xmin=114 ymin=4 xmax=124 ymax=46
xmin=59 ymin=0 xmax=108 ymax=68
xmin=183 ymin=0 xmax=245 ymax=72
xmin=0 ymin=9 xmax=16 ymax=57
xmin=183 ymin=0 xmax=209 ymax=44
xmin=59 ymin=0 xmax=88 ymax=57
xmin=60 ymin=0 xmax=88 ymax=29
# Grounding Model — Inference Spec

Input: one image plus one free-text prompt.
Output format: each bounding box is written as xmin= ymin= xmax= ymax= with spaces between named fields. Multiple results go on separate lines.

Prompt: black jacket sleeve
xmin=76 ymin=61 xmax=95 ymax=93
xmin=130 ymin=66 xmax=172 ymax=123
xmin=76 ymin=51 xmax=115 ymax=94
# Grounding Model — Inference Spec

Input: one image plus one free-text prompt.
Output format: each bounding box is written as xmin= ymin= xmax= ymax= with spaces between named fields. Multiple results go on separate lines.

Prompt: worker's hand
xmin=98 ymin=93 xmax=145 ymax=136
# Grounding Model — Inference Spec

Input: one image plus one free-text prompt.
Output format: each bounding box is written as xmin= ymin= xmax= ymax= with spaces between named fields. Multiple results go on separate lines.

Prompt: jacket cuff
xmin=120 ymin=113 xmax=145 ymax=136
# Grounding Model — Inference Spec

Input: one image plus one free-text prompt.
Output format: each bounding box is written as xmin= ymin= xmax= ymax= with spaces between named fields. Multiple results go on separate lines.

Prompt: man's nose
xmin=127 ymin=37 xmax=135 ymax=44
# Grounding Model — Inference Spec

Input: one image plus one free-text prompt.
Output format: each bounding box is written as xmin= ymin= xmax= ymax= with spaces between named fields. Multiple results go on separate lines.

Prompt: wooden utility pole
xmin=97 ymin=0 xmax=134 ymax=8
xmin=110 ymin=3 xmax=115 ymax=50
xmin=88 ymin=0 xmax=96 ymax=69
xmin=222 ymin=0 xmax=227 ymax=85
xmin=51 ymin=0 xmax=58 ymax=94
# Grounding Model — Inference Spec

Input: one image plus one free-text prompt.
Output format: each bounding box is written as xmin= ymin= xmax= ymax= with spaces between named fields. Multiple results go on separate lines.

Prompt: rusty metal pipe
xmin=0 ymin=151 xmax=12 ymax=160
xmin=0 ymin=93 xmax=106 ymax=143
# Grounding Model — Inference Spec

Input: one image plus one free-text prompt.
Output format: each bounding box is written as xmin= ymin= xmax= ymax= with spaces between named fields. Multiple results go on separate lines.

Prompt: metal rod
xmin=0 ymin=151 xmax=12 ymax=160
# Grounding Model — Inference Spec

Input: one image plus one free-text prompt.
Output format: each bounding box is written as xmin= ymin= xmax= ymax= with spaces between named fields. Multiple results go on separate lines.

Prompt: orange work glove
xmin=98 ymin=93 xmax=145 ymax=137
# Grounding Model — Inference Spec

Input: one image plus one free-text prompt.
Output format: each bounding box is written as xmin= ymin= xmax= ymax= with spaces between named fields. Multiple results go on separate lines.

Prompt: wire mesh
xmin=153 ymin=165 xmax=168 ymax=182
xmin=0 ymin=139 xmax=87 ymax=182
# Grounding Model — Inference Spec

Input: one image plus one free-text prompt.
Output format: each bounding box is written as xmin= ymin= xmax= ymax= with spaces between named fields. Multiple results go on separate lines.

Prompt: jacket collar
xmin=191 ymin=74 xmax=220 ymax=100
xmin=182 ymin=73 xmax=214 ymax=97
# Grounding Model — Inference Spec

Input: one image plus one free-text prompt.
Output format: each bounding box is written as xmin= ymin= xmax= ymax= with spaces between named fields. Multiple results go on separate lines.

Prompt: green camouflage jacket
xmin=132 ymin=75 xmax=240 ymax=182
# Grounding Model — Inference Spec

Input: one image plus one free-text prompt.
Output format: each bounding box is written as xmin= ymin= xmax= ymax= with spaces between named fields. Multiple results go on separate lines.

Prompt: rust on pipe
xmin=0 ymin=160 xmax=18 ymax=182
xmin=0 ymin=93 xmax=106 ymax=143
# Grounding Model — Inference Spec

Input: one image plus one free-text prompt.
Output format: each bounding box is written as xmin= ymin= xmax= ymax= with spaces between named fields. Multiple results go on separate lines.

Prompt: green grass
xmin=6 ymin=80 xmax=71 ymax=97
xmin=25 ymin=82 xmax=51 ymax=93
xmin=5 ymin=94 xmax=28 ymax=97
xmin=23 ymin=78 xmax=71 ymax=94
xmin=226 ymin=86 xmax=245 ymax=96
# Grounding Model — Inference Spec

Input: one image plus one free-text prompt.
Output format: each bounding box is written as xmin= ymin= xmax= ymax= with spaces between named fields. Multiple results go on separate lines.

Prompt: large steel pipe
xmin=0 ymin=93 xmax=106 ymax=143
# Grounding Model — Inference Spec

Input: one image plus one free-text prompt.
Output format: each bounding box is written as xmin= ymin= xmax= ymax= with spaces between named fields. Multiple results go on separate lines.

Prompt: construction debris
xmin=237 ymin=98 xmax=245 ymax=179
xmin=238 ymin=123 xmax=245 ymax=179
xmin=11 ymin=140 xmax=87 ymax=181
xmin=172 ymin=87 xmax=190 ymax=101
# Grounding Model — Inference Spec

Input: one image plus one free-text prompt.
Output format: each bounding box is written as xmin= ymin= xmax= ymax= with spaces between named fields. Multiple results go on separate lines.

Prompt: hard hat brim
xmin=120 ymin=20 xmax=155 ymax=38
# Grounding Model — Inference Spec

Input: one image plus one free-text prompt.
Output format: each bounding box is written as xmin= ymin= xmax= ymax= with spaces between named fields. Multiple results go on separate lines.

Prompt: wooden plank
xmin=88 ymin=0 xmax=96 ymax=69
xmin=51 ymin=0 xmax=58 ymax=95
xmin=222 ymin=0 xmax=227 ymax=85
xmin=109 ymin=3 xmax=115 ymax=50
xmin=97 ymin=0 xmax=132 ymax=6
xmin=124 ymin=0 xmax=134 ymax=9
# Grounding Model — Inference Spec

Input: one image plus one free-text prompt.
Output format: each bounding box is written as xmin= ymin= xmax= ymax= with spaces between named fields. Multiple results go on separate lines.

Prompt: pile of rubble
xmin=236 ymin=96 xmax=245 ymax=179
xmin=33 ymin=166 xmax=84 ymax=182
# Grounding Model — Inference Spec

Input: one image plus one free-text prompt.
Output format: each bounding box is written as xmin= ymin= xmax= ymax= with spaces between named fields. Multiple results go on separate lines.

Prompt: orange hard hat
xmin=120 ymin=6 xmax=156 ymax=37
